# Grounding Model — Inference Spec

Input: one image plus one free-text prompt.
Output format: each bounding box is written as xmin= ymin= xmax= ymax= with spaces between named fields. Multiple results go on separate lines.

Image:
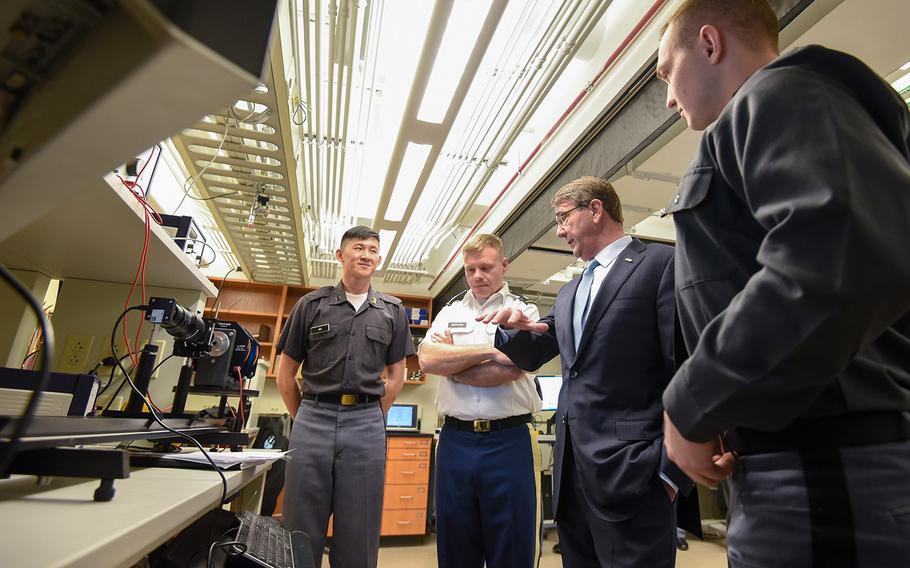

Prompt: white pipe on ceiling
xmin=394 ymin=0 xmax=600 ymax=268
xmin=391 ymin=0 xmax=577 ymax=268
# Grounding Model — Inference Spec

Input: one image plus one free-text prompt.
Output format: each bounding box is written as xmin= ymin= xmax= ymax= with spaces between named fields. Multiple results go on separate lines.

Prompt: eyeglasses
xmin=555 ymin=204 xmax=587 ymax=227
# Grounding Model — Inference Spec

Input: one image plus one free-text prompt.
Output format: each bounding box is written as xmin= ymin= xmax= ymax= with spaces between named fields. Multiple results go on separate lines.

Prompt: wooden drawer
xmin=387 ymin=437 xmax=431 ymax=449
xmin=383 ymin=484 xmax=428 ymax=510
xmin=381 ymin=509 xmax=426 ymax=536
xmin=386 ymin=459 xmax=430 ymax=485
xmin=387 ymin=447 xmax=430 ymax=461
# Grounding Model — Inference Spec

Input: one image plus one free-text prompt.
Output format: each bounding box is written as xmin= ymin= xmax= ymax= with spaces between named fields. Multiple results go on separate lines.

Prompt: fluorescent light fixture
xmin=544 ymin=270 xmax=572 ymax=284
xmin=384 ymin=143 xmax=433 ymax=222
xmin=544 ymin=263 xmax=585 ymax=284
xmin=892 ymin=71 xmax=910 ymax=94
xmin=378 ymin=229 xmax=397 ymax=270
xmin=416 ymin=0 xmax=492 ymax=123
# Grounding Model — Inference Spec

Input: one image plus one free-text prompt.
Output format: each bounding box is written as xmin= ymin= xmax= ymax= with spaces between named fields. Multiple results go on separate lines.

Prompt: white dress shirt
xmin=426 ymin=282 xmax=542 ymax=421
xmin=587 ymin=235 xmax=633 ymax=303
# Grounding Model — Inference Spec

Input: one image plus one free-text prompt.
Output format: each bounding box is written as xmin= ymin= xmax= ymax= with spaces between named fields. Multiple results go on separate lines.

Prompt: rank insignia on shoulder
xmin=310 ymin=323 xmax=330 ymax=335
xmin=448 ymin=322 xmax=468 ymax=329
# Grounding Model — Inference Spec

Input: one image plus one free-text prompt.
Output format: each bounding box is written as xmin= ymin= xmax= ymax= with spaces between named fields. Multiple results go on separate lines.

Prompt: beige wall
xmin=51 ymin=278 xmax=205 ymax=409
xmin=0 ymin=269 xmax=52 ymax=368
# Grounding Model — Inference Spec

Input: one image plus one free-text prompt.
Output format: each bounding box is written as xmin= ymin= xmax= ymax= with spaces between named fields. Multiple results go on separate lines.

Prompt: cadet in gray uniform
xmin=276 ymin=225 xmax=414 ymax=568
xmin=656 ymin=1 xmax=910 ymax=567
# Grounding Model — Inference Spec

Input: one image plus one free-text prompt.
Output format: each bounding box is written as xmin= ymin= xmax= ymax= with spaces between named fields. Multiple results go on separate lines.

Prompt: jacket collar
xmin=330 ymin=281 xmax=382 ymax=310
xmin=463 ymin=282 xmax=511 ymax=310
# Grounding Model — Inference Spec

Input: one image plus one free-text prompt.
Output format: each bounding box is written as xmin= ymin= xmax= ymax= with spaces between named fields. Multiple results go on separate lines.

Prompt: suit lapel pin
xmin=623 ymin=257 xmax=633 ymax=263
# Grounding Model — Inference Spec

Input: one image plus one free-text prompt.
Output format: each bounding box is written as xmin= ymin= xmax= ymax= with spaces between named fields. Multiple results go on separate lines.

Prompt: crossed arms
xmin=417 ymin=329 xmax=526 ymax=387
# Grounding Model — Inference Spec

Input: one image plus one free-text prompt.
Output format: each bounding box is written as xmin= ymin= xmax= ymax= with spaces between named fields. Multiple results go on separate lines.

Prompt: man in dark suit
xmin=479 ymin=176 xmax=696 ymax=567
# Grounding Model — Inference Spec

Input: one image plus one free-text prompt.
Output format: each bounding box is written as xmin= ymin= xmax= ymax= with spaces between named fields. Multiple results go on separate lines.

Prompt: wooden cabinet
xmin=383 ymin=435 xmax=433 ymax=535
xmin=327 ymin=433 xmax=433 ymax=537
xmin=206 ymin=278 xmax=432 ymax=383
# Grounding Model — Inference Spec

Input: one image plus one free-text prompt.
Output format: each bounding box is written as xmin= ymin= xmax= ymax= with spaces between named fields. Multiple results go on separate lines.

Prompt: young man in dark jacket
xmin=656 ymin=1 xmax=910 ymax=566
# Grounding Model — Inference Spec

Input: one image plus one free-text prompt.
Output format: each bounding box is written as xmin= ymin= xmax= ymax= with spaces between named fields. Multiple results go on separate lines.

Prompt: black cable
xmin=96 ymin=353 xmax=135 ymax=399
xmin=99 ymin=356 xmax=138 ymax=415
xmin=100 ymin=353 xmax=176 ymax=415
xmin=110 ymin=305 xmax=229 ymax=506
xmin=0 ymin=263 xmax=55 ymax=477
xmin=186 ymin=525 xmax=239 ymax=568
xmin=212 ymin=266 xmax=243 ymax=315
xmin=187 ymin=191 xmax=239 ymax=202
xmin=142 ymin=144 xmax=163 ymax=199
xmin=207 ymin=540 xmax=246 ymax=568
xmin=171 ymin=237 xmax=218 ymax=267
xmin=150 ymin=353 xmax=177 ymax=377
xmin=20 ymin=349 xmax=40 ymax=367
xmin=101 ymin=376 xmax=130 ymax=414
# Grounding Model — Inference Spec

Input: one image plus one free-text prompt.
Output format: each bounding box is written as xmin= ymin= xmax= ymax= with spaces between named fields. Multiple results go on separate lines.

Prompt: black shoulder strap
xmin=509 ymin=291 xmax=531 ymax=304
xmin=445 ymin=290 xmax=468 ymax=307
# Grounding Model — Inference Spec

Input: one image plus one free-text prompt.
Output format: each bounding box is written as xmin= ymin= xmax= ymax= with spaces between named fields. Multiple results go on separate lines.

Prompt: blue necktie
xmin=573 ymin=259 xmax=600 ymax=351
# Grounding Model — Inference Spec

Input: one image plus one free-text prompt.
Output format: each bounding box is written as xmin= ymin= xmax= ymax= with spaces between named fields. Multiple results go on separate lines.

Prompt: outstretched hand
xmin=476 ymin=308 xmax=548 ymax=333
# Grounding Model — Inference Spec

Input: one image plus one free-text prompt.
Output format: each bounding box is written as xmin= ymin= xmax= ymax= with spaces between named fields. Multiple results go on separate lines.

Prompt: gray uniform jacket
xmin=277 ymin=282 xmax=415 ymax=396
xmin=663 ymin=45 xmax=910 ymax=443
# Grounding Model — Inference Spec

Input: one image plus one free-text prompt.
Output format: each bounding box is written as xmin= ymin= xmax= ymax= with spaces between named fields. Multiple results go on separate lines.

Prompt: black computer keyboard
xmin=234 ymin=511 xmax=296 ymax=568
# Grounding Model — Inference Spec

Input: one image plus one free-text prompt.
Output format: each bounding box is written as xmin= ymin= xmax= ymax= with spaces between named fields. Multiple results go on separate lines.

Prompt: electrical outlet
xmin=60 ymin=333 xmax=95 ymax=372
xmin=151 ymin=340 xmax=168 ymax=380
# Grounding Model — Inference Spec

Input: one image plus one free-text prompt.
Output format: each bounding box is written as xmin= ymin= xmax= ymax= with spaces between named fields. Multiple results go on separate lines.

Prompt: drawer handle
xmin=403 ymin=441 xmax=416 ymax=446
xmin=402 ymin=452 xmax=417 ymax=457
xmin=397 ymin=521 xmax=413 ymax=526
xmin=401 ymin=471 xmax=415 ymax=475
xmin=399 ymin=496 xmax=414 ymax=500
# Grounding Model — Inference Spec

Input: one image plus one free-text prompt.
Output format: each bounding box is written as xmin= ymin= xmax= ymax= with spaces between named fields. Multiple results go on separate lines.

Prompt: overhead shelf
xmin=0 ymin=1 xmax=276 ymax=243
xmin=0 ymin=175 xmax=217 ymax=296
xmin=0 ymin=1 xmax=278 ymax=297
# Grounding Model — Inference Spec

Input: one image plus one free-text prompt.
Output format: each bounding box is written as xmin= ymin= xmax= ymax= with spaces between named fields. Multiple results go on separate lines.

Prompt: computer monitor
xmin=537 ymin=375 xmax=563 ymax=412
xmin=386 ymin=403 xmax=419 ymax=431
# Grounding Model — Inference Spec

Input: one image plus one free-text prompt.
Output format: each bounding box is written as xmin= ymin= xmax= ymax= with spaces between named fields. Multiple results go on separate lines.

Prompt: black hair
xmin=340 ymin=225 xmax=380 ymax=248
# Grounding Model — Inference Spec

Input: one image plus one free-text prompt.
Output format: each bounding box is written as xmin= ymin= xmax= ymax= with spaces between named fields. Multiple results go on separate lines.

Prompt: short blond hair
xmin=463 ymin=233 xmax=504 ymax=257
xmin=661 ymin=0 xmax=779 ymax=51
xmin=552 ymin=176 xmax=623 ymax=225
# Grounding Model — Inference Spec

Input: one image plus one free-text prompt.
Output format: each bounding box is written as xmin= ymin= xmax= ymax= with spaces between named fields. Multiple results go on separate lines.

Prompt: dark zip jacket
xmin=663 ymin=45 xmax=910 ymax=442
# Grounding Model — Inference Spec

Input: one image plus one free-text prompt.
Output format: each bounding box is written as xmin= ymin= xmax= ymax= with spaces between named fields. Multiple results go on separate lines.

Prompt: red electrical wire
xmin=117 ymin=147 xmax=165 ymax=412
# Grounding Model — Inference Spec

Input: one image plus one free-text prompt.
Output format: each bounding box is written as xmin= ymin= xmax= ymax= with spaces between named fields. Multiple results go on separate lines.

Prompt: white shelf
xmin=0 ymin=175 xmax=217 ymax=296
xmin=0 ymin=0 xmax=277 ymax=296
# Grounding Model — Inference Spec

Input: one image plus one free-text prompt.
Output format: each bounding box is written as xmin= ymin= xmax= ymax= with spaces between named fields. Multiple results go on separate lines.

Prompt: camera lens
xmin=163 ymin=303 xmax=206 ymax=342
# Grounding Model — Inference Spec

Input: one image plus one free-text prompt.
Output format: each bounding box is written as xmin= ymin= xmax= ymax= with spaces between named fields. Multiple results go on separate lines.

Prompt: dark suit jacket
xmin=497 ymin=238 xmax=698 ymax=531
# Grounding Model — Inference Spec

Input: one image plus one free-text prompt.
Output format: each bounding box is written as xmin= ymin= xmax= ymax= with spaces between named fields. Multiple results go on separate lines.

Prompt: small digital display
xmin=537 ymin=375 xmax=562 ymax=411
xmin=386 ymin=403 xmax=419 ymax=430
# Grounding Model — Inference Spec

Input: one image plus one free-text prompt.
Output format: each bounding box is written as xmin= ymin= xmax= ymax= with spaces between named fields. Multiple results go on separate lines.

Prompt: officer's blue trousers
xmin=435 ymin=422 xmax=542 ymax=568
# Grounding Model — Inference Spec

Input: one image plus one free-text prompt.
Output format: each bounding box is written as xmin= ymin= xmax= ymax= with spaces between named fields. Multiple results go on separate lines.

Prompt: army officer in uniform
xmin=276 ymin=225 xmax=415 ymax=568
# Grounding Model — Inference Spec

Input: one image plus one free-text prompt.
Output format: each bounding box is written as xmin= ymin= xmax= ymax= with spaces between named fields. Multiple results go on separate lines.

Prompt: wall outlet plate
xmin=59 ymin=333 xmax=95 ymax=373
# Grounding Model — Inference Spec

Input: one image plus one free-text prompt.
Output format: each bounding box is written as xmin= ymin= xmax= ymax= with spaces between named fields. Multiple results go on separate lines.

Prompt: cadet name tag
xmin=310 ymin=323 xmax=330 ymax=335
xmin=448 ymin=322 xmax=468 ymax=329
